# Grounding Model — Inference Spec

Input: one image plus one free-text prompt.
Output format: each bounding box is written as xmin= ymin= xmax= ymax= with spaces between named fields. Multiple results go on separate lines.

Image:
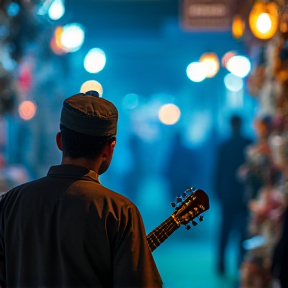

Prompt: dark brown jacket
xmin=0 ymin=165 xmax=162 ymax=288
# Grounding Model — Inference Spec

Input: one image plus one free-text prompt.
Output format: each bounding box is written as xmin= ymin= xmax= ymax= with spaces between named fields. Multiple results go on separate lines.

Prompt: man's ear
xmin=56 ymin=132 xmax=63 ymax=151
xmin=101 ymin=139 xmax=116 ymax=160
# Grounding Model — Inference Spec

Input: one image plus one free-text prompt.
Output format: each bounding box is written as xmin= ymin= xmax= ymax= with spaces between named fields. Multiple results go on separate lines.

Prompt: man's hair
xmin=60 ymin=124 xmax=114 ymax=159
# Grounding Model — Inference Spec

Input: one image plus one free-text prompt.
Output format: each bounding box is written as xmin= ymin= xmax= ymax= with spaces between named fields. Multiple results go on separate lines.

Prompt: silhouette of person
xmin=121 ymin=133 xmax=144 ymax=202
xmin=213 ymin=115 xmax=253 ymax=275
xmin=165 ymin=131 xmax=196 ymax=200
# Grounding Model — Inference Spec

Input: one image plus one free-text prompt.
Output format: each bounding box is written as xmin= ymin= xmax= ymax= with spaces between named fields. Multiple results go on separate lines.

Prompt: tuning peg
xmin=199 ymin=215 xmax=204 ymax=222
xmin=170 ymin=202 xmax=176 ymax=208
xmin=192 ymin=220 xmax=198 ymax=226
xmin=182 ymin=192 xmax=187 ymax=197
xmin=185 ymin=224 xmax=191 ymax=230
xmin=176 ymin=196 xmax=182 ymax=203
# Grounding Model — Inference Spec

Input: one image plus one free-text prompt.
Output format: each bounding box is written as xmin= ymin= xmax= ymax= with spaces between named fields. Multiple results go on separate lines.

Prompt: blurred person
xmin=0 ymin=91 xmax=162 ymax=288
xmin=121 ymin=133 xmax=144 ymax=202
xmin=214 ymin=114 xmax=252 ymax=275
xmin=165 ymin=131 xmax=197 ymax=200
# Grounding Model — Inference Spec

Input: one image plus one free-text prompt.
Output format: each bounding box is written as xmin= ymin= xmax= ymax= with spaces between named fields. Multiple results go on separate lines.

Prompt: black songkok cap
xmin=60 ymin=91 xmax=118 ymax=137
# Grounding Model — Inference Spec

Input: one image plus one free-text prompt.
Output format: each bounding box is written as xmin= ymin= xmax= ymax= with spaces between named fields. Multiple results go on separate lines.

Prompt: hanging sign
xmin=180 ymin=0 xmax=231 ymax=31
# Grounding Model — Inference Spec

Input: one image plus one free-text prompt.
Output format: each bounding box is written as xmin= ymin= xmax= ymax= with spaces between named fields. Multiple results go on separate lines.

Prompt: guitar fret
xmin=148 ymin=238 xmax=158 ymax=250
xmin=171 ymin=214 xmax=181 ymax=226
xmin=147 ymin=216 xmax=179 ymax=252
xmin=150 ymin=234 xmax=162 ymax=245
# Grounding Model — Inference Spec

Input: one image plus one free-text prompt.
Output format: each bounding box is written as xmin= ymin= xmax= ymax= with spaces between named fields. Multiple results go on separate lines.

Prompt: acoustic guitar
xmin=147 ymin=187 xmax=209 ymax=252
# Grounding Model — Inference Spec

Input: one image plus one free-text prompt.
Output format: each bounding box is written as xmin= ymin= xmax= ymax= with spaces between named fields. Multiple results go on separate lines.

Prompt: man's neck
xmin=61 ymin=157 xmax=101 ymax=174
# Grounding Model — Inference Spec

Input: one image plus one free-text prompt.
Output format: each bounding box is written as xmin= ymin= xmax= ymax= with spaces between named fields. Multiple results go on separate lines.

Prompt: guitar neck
xmin=147 ymin=215 xmax=180 ymax=252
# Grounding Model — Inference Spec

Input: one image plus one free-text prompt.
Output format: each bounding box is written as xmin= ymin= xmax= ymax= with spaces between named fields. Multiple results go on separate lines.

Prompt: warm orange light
xmin=50 ymin=26 xmax=68 ymax=55
xmin=249 ymin=2 xmax=279 ymax=40
xmin=54 ymin=26 xmax=64 ymax=48
xmin=232 ymin=15 xmax=245 ymax=39
xmin=50 ymin=38 xmax=65 ymax=55
xmin=18 ymin=101 xmax=37 ymax=120
xmin=280 ymin=19 xmax=288 ymax=33
xmin=199 ymin=53 xmax=220 ymax=78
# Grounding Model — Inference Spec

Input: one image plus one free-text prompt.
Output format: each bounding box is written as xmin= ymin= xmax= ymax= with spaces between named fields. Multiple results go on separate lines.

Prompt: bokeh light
xmin=158 ymin=104 xmax=181 ymax=125
xmin=122 ymin=93 xmax=139 ymax=110
xmin=232 ymin=15 xmax=245 ymax=39
xmin=199 ymin=53 xmax=220 ymax=78
xmin=80 ymin=80 xmax=103 ymax=97
xmin=222 ymin=51 xmax=236 ymax=68
xmin=226 ymin=55 xmax=251 ymax=78
xmin=184 ymin=111 xmax=211 ymax=147
xmin=60 ymin=23 xmax=85 ymax=52
xmin=50 ymin=26 xmax=68 ymax=55
xmin=224 ymin=73 xmax=244 ymax=92
xmin=18 ymin=101 xmax=37 ymax=121
xmin=256 ymin=13 xmax=272 ymax=34
xmin=249 ymin=2 xmax=278 ymax=40
xmin=84 ymin=48 xmax=106 ymax=73
xmin=50 ymin=38 xmax=65 ymax=55
xmin=186 ymin=62 xmax=206 ymax=82
xmin=7 ymin=2 xmax=20 ymax=16
xmin=48 ymin=0 xmax=65 ymax=20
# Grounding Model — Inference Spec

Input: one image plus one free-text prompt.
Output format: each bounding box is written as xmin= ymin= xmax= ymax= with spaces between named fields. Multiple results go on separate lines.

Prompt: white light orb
xmin=84 ymin=48 xmax=106 ymax=73
xmin=48 ymin=0 xmax=65 ymax=20
xmin=158 ymin=104 xmax=181 ymax=125
xmin=186 ymin=62 xmax=206 ymax=82
xmin=256 ymin=13 xmax=272 ymax=34
xmin=224 ymin=73 xmax=243 ymax=92
xmin=18 ymin=101 xmax=37 ymax=121
xmin=80 ymin=80 xmax=103 ymax=97
xmin=60 ymin=23 xmax=85 ymax=52
xmin=226 ymin=55 xmax=251 ymax=78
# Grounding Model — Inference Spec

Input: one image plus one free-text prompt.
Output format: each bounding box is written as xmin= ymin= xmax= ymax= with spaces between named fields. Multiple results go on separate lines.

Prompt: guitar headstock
xmin=171 ymin=187 xmax=209 ymax=230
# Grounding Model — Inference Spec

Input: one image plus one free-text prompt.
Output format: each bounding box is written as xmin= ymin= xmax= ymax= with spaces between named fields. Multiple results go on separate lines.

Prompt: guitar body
xmin=147 ymin=188 xmax=209 ymax=252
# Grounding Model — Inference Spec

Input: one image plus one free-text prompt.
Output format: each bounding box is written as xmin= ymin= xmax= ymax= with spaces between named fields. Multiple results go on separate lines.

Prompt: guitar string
xmin=147 ymin=217 xmax=174 ymax=239
xmin=148 ymin=220 xmax=176 ymax=251
xmin=147 ymin=217 xmax=174 ymax=246
xmin=148 ymin=222 xmax=178 ymax=251
xmin=147 ymin=217 xmax=178 ymax=247
xmin=147 ymin=209 xmax=203 ymax=247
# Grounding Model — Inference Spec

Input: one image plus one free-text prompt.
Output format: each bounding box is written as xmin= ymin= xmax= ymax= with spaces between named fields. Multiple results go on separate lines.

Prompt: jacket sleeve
xmin=112 ymin=204 xmax=163 ymax=288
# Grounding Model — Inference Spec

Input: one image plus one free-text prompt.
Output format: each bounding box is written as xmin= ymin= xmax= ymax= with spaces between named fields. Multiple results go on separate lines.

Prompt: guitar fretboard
xmin=147 ymin=216 xmax=180 ymax=252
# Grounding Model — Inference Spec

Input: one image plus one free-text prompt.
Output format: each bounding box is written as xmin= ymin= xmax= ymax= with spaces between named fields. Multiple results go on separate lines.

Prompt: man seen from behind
xmin=0 ymin=90 xmax=162 ymax=288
